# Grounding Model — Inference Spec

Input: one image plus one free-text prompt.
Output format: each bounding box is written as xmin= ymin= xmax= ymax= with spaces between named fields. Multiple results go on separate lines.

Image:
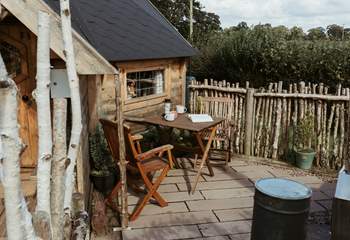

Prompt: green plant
xmin=89 ymin=124 xmax=115 ymax=176
xmin=294 ymin=113 xmax=315 ymax=151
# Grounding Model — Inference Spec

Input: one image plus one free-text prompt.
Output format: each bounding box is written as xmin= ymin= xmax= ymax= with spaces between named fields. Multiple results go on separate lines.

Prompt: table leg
xmin=192 ymin=126 xmax=217 ymax=194
xmin=195 ymin=130 xmax=214 ymax=176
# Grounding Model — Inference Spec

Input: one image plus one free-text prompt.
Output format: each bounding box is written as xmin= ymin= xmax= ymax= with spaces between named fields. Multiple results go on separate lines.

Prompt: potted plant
xmin=294 ymin=113 xmax=316 ymax=170
xmin=89 ymin=124 xmax=117 ymax=195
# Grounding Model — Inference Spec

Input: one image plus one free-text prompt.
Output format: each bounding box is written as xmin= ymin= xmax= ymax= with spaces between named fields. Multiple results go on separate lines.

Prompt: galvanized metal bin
xmin=251 ymin=178 xmax=312 ymax=240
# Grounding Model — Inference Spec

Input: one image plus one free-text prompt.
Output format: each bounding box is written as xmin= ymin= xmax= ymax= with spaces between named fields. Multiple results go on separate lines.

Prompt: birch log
xmin=51 ymin=99 xmax=67 ymax=240
xmin=272 ymin=82 xmax=283 ymax=159
xmin=0 ymin=55 xmax=35 ymax=239
xmin=115 ymin=74 xmax=129 ymax=228
xmin=60 ymin=0 xmax=83 ymax=215
xmin=35 ymin=11 xmax=53 ymax=217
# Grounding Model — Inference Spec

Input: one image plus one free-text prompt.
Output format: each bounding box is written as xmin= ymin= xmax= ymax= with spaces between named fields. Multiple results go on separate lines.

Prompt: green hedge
xmin=192 ymin=27 xmax=350 ymax=90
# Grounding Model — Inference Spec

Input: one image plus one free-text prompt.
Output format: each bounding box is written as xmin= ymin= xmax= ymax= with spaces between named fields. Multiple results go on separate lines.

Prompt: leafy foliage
xmin=150 ymin=0 xmax=221 ymax=43
xmin=89 ymin=125 xmax=115 ymax=176
xmin=192 ymin=23 xmax=350 ymax=89
xmin=295 ymin=113 xmax=315 ymax=151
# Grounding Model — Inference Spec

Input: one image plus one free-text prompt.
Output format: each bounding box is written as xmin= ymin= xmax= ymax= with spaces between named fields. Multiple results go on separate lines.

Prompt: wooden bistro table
xmin=142 ymin=114 xmax=224 ymax=194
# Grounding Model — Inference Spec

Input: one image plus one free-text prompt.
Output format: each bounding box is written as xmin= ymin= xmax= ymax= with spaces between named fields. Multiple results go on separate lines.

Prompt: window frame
xmin=124 ymin=67 xmax=167 ymax=104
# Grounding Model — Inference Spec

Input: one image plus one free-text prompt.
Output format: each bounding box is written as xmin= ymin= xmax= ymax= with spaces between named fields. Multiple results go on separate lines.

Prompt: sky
xmin=199 ymin=0 xmax=350 ymax=31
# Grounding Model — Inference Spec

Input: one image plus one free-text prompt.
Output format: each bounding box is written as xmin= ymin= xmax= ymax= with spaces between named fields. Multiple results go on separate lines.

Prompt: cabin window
xmin=126 ymin=70 xmax=164 ymax=99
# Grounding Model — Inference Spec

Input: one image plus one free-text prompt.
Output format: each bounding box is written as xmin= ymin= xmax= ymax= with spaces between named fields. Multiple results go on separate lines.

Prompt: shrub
xmin=192 ymin=26 xmax=350 ymax=90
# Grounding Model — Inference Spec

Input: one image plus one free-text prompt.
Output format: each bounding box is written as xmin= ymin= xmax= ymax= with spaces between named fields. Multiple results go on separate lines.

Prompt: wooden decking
xmin=0 ymin=168 xmax=36 ymax=238
xmin=119 ymin=157 xmax=334 ymax=240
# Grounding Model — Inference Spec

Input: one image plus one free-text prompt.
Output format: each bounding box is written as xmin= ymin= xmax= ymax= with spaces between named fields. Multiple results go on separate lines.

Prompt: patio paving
xmin=119 ymin=157 xmax=334 ymax=240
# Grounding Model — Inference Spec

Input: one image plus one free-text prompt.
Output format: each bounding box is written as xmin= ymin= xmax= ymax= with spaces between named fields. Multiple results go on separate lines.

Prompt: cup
xmin=164 ymin=111 xmax=177 ymax=121
xmin=165 ymin=102 xmax=171 ymax=114
xmin=176 ymin=105 xmax=187 ymax=114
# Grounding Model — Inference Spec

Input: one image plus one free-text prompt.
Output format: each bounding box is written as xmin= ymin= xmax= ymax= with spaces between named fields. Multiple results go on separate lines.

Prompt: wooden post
xmin=114 ymin=74 xmax=129 ymax=228
xmin=244 ymin=88 xmax=255 ymax=156
xmin=51 ymin=98 xmax=67 ymax=240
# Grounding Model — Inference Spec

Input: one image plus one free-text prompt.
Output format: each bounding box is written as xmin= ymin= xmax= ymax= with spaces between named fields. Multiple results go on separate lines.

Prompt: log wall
xmin=190 ymin=80 xmax=350 ymax=169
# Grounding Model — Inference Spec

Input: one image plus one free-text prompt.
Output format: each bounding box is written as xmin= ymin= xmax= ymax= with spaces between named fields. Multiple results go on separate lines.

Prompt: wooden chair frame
xmin=99 ymin=119 xmax=174 ymax=221
xmin=198 ymin=96 xmax=235 ymax=165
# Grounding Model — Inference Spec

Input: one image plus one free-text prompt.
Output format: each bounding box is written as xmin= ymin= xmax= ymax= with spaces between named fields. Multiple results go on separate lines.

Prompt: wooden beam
xmin=254 ymin=92 xmax=350 ymax=101
xmin=1 ymin=0 xmax=117 ymax=75
xmin=0 ymin=4 xmax=8 ymax=21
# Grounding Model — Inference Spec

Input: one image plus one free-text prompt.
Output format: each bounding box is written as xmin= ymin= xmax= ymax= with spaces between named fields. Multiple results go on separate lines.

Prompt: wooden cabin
xmin=0 ymin=0 xmax=196 ymax=206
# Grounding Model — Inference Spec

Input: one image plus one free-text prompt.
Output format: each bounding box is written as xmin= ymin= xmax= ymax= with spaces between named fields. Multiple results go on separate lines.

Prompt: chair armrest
xmin=136 ymin=144 xmax=173 ymax=161
xmin=131 ymin=134 xmax=143 ymax=141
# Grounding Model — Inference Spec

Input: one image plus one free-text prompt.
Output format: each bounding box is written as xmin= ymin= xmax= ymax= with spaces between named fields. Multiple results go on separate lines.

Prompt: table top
xmin=142 ymin=114 xmax=224 ymax=132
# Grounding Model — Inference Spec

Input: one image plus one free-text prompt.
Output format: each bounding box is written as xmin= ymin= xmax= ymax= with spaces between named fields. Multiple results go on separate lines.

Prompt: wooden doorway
xmin=0 ymin=25 xmax=38 ymax=167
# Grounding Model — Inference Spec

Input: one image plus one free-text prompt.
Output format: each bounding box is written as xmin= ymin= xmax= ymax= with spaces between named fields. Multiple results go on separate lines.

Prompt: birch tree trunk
xmin=0 ymin=55 xmax=35 ymax=240
xmin=59 ymin=0 xmax=83 ymax=216
xmin=51 ymin=99 xmax=67 ymax=240
xmin=35 ymin=10 xmax=53 ymax=217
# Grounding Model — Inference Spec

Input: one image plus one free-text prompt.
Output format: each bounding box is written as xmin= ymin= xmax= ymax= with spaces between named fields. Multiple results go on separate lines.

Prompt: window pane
xmin=127 ymin=70 xmax=164 ymax=99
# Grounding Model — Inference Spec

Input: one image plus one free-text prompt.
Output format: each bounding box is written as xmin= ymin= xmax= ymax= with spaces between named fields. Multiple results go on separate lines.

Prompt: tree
xmin=327 ymin=24 xmax=344 ymax=40
xmin=34 ymin=11 xmax=53 ymax=238
xmin=289 ymin=26 xmax=305 ymax=40
xmin=272 ymin=25 xmax=290 ymax=39
xmin=59 ymin=0 xmax=83 ymax=236
xmin=307 ymin=27 xmax=327 ymax=40
xmin=0 ymin=53 xmax=36 ymax=240
xmin=150 ymin=0 xmax=221 ymax=43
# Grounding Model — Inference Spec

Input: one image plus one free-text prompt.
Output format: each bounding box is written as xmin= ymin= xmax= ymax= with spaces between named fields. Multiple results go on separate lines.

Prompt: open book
xmin=188 ymin=114 xmax=213 ymax=123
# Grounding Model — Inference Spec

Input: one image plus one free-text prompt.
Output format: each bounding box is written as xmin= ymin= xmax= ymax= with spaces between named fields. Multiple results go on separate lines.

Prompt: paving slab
xmin=310 ymin=202 xmax=326 ymax=213
xmin=129 ymin=211 xmax=218 ymax=228
xmin=177 ymin=179 xmax=253 ymax=192
xmin=128 ymin=202 xmax=188 ymax=216
xmin=191 ymin=236 xmax=230 ymax=240
xmin=227 ymin=160 xmax=249 ymax=167
xmin=162 ymin=176 xmax=205 ymax=184
xmin=231 ymin=165 xmax=269 ymax=172
xmin=122 ymin=225 xmax=202 ymax=240
xmin=229 ymin=233 xmax=251 ymax=240
xmin=162 ymin=191 xmax=204 ymax=202
xmin=199 ymin=221 xmax=251 ymax=237
xmin=312 ymin=191 xmax=331 ymax=201
xmin=187 ymin=197 xmax=254 ymax=211
xmin=287 ymin=176 xmax=323 ymax=184
xmin=202 ymin=172 xmax=248 ymax=181
xmin=158 ymin=184 xmax=180 ymax=193
xmin=201 ymin=188 xmax=254 ymax=200
xmin=317 ymin=200 xmax=332 ymax=211
xmin=214 ymin=208 xmax=253 ymax=222
xmin=239 ymin=170 xmax=274 ymax=180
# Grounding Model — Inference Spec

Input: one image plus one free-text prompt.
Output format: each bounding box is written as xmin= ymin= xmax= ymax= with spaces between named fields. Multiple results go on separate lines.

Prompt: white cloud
xmin=199 ymin=0 xmax=350 ymax=31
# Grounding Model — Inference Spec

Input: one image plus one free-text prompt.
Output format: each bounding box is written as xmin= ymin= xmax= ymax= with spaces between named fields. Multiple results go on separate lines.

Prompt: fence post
xmin=244 ymin=88 xmax=255 ymax=156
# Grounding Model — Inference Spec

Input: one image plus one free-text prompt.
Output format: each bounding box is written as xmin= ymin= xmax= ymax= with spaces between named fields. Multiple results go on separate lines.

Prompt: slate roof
xmin=44 ymin=0 xmax=197 ymax=62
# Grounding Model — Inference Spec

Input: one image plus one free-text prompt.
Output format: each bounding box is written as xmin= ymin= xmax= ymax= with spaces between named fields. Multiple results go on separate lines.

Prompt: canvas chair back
xmin=99 ymin=119 xmax=121 ymax=165
xmin=99 ymin=119 xmax=139 ymax=166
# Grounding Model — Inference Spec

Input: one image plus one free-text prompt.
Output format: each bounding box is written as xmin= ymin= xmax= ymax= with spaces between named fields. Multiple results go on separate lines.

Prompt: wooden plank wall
xmin=77 ymin=75 xmax=91 ymax=208
xmin=116 ymin=58 xmax=187 ymax=123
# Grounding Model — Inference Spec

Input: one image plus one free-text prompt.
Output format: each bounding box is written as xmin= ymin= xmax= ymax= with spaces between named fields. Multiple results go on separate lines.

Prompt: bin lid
xmin=255 ymin=178 xmax=312 ymax=200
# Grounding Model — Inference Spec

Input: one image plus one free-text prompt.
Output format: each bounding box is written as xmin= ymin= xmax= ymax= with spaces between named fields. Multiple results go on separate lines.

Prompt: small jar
xmin=164 ymin=98 xmax=171 ymax=114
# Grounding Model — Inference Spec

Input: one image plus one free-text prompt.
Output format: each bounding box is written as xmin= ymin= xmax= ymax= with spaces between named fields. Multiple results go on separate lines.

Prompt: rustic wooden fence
xmin=190 ymin=79 xmax=350 ymax=169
